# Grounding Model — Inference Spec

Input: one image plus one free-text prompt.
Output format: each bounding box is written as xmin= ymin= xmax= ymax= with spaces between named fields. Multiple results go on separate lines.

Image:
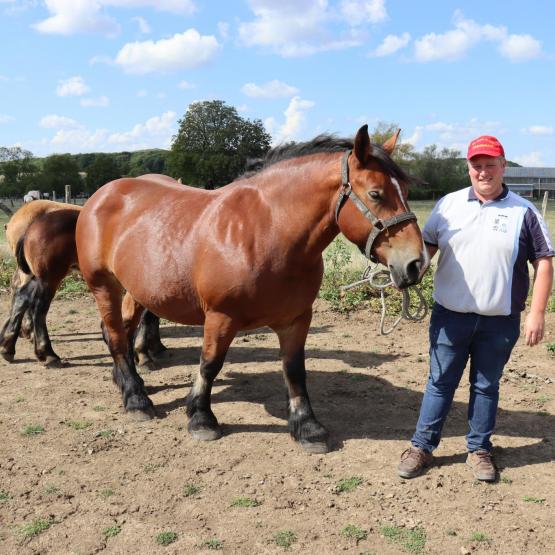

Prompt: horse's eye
xmin=367 ymin=190 xmax=381 ymax=201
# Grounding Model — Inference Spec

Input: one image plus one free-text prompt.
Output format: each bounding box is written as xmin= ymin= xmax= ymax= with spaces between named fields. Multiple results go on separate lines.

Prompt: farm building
xmin=504 ymin=166 xmax=555 ymax=199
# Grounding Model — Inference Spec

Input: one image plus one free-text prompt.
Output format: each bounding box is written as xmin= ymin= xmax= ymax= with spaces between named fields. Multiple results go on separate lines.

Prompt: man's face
xmin=467 ymin=155 xmax=506 ymax=201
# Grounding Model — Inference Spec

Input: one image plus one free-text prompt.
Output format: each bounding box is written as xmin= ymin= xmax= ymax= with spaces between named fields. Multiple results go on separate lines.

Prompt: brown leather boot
xmin=466 ymin=450 xmax=496 ymax=481
xmin=398 ymin=446 xmax=433 ymax=478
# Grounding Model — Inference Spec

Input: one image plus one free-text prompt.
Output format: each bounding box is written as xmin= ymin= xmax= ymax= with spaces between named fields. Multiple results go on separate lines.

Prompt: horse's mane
xmin=242 ymin=134 xmax=417 ymax=184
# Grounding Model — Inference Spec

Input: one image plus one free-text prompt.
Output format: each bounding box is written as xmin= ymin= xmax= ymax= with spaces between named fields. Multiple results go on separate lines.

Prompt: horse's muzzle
xmin=389 ymin=257 xmax=425 ymax=289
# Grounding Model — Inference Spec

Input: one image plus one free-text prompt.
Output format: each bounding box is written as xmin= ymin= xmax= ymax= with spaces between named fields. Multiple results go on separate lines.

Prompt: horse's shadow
xmin=149 ymin=345 xmax=554 ymax=470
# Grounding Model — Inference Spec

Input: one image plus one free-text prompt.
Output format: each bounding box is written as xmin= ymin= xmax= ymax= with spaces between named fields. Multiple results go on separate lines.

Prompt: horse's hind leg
xmin=134 ymin=311 xmax=167 ymax=369
xmin=29 ymin=279 xmax=62 ymax=367
xmin=0 ymin=277 xmax=36 ymax=362
xmin=93 ymin=280 xmax=154 ymax=420
xmin=274 ymin=309 xmax=329 ymax=454
xmin=186 ymin=311 xmax=237 ymax=441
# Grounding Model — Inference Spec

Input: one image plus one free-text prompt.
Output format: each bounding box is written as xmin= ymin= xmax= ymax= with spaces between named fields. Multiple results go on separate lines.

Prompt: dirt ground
xmin=0 ymin=293 xmax=553 ymax=555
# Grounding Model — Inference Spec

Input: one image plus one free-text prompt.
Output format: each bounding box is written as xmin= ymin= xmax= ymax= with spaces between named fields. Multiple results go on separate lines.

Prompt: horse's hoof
xmin=0 ymin=351 xmax=15 ymax=363
xmin=43 ymin=356 xmax=66 ymax=368
xmin=299 ymin=439 xmax=329 ymax=454
xmin=189 ymin=427 xmax=222 ymax=441
xmin=128 ymin=407 xmax=155 ymax=421
xmin=137 ymin=359 xmax=157 ymax=372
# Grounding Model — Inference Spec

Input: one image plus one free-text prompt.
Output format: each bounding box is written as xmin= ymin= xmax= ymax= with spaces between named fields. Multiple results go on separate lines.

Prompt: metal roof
xmin=505 ymin=167 xmax=555 ymax=178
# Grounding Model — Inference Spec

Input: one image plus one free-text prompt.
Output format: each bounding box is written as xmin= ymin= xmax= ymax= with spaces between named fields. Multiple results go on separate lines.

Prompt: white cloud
xmin=80 ymin=95 xmax=110 ymax=107
xmin=132 ymin=16 xmax=150 ymax=34
xmin=0 ymin=114 xmax=14 ymax=124
xmin=114 ymin=29 xmax=219 ymax=74
xmin=522 ymin=125 xmax=553 ymax=135
xmin=498 ymin=34 xmax=542 ymax=62
xmin=137 ymin=89 xmax=148 ymax=97
xmin=514 ymin=151 xmax=544 ymax=166
xmin=39 ymin=114 xmax=79 ymax=128
xmin=56 ymin=76 xmax=90 ymax=97
xmin=33 ymin=0 xmax=196 ymax=36
xmin=33 ymin=0 xmax=120 ymax=36
xmin=108 ymin=110 xmax=176 ymax=146
xmin=239 ymin=0 xmax=362 ymax=57
xmin=413 ymin=11 xmax=542 ymax=63
xmin=242 ymin=80 xmax=299 ymax=99
xmin=51 ymin=128 xmax=109 ymax=150
xmin=178 ymin=80 xmax=195 ymax=89
xmin=340 ymin=0 xmax=387 ymax=25
xmin=274 ymin=96 xmax=315 ymax=143
xmin=369 ymin=32 xmax=410 ymax=57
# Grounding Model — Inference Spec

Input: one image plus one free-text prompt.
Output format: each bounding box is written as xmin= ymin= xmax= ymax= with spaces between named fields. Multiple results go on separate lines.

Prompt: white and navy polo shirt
xmin=423 ymin=186 xmax=554 ymax=316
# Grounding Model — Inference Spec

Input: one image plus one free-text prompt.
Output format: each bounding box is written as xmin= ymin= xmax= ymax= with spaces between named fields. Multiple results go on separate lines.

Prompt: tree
xmin=0 ymin=147 xmax=40 ymax=196
xmin=168 ymin=100 xmax=272 ymax=188
xmin=85 ymin=154 xmax=124 ymax=192
xmin=40 ymin=154 xmax=83 ymax=196
xmin=370 ymin=121 xmax=416 ymax=164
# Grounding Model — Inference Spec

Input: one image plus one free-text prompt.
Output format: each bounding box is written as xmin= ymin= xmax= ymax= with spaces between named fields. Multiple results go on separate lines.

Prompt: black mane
xmin=243 ymin=133 xmax=417 ymax=184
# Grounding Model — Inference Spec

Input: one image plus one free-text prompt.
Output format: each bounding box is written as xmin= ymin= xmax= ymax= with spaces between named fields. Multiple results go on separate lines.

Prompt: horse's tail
xmin=15 ymin=236 xmax=31 ymax=275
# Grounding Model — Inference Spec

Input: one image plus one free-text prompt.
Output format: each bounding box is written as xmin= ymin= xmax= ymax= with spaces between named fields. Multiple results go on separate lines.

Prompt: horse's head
xmin=335 ymin=125 xmax=429 ymax=288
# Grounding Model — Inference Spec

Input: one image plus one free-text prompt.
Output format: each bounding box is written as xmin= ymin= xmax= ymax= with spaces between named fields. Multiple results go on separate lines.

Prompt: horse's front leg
xmin=274 ymin=309 xmax=329 ymax=454
xmin=186 ymin=311 xmax=236 ymax=441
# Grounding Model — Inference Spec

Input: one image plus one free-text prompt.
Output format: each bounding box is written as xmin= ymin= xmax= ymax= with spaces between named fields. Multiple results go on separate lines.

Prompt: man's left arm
xmin=524 ymin=256 xmax=554 ymax=346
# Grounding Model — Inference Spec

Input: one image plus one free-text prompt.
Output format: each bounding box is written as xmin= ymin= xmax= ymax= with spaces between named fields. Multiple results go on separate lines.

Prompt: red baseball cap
xmin=467 ymin=135 xmax=505 ymax=159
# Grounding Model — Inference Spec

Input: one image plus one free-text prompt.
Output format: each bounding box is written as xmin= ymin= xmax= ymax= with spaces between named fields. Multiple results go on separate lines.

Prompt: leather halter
xmin=334 ymin=149 xmax=417 ymax=261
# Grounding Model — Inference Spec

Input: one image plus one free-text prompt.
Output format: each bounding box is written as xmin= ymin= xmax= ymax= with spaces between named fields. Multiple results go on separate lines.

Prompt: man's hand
xmin=524 ymin=310 xmax=545 ymax=346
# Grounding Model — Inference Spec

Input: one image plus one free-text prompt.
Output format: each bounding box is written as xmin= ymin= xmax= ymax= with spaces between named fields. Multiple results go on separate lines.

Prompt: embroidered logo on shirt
xmin=492 ymin=213 xmax=508 ymax=233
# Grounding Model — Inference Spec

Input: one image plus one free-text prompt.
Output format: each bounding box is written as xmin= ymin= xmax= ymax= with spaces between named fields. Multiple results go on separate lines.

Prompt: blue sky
xmin=1 ymin=0 xmax=555 ymax=165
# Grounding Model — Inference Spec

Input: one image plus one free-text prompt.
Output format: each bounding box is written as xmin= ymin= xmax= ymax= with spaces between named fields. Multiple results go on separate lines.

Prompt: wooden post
xmin=542 ymin=190 xmax=548 ymax=219
xmin=65 ymin=185 xmax=71 ymax=204
xmin=52 ymin=190 xmax=56 ymax=202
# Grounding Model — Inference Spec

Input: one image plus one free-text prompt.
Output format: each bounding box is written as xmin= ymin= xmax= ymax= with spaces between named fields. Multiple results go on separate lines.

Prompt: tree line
xmin=0 ymin=100 xmax=518 ymax=199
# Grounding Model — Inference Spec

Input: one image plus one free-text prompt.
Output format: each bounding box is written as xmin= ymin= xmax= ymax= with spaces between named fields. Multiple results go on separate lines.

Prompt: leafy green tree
xmin=85 ymin=153 xmax=124 ymax=192
xmin=168 ymin=100 xmax=271 ymax=188
xmin=127 ymin=149 xmax=168 ymax=177
xmin=40 ymin=154 xmax=83 ymax=196
xmin=370 ymin=121 xmax=416 ymax=164
xmin=0 ymin=147 xmax=40 ymax=196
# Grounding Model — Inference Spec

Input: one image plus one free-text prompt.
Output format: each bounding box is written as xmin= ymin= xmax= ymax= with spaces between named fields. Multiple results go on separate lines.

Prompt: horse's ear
xmin=382 ymin=128 xmax=401 ymax=155
xmin=354 ymin=124 xmax=372 ymax=164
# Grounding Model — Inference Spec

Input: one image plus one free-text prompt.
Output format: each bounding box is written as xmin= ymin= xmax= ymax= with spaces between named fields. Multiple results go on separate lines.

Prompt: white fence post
xmin=542 ymin=191 xmax=548 ymax=219
xmin=65 ymin=184 xmax=71 ymax=204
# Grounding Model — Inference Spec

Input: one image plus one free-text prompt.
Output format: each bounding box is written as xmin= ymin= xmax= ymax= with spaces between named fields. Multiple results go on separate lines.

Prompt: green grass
xmin=470 ymin=532 xmax=491 ymax=543
xmin=99 ymin=488 xmax=115 ymax=498
xmin=547 ymin=343 xmax=555 ymax=355
xmin=500 ymin=475 xmax=513 ymax=484
xmin=22 ymin=424 xmax=45 ymax=436
xmin=0 ymin=490 xmax=10 ymax=502
xmin=144 ymin=463 xmax=161 ymax=473
xmin=155 ymin=531 xmax=178 ymax=546
xmin=273 ymin=530 xmax=297 ymax=549
xmin=44 ymin=485 xmax=59 ymax=495
xmin=340 ymin=524 xmax=368 ymax=542
xmin=15 ymin=395 xmax=25 ymax=403
xmin=56 ymin=273 xmax=89 ymax=298
xmin=231 ymin=496 xmax=261 ymax=508
xmin=65 ymin=420 xmax=92 ymax=430
xmin=98 ymin=429 xmax=114 ymax=438
xmin=523 ymin=496 xmax=545 ymax=504
xmin=103 ymin=525 xmax=121 ymax=539
xmin=335 ymin=476 xmax=363 ymax=493
xmin=183 ymin=484 xmax=201 ymax=497
xmin=199 ymin=538 xmax=224 ymax=550
xmin=381 ymin=525 xmax=426 ymax=553
xmin=93 ymin=405 xmax=106 ymax=412
xmin=18 ymin=518 xmax=51 ymax=539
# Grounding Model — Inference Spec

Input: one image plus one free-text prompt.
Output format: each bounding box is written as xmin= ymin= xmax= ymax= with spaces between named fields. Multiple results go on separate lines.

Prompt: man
xmin=398 ymin=135 xmax=554 ymax=481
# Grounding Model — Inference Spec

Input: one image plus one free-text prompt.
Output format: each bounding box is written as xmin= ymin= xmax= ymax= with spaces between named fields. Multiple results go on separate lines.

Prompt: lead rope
xmin=340 ymin=264 xmax=428 ymax=335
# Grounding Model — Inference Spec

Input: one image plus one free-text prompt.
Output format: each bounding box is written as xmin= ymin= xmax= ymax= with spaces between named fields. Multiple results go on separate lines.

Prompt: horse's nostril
xmin=406 ymin=259 xmax=422 ymax=283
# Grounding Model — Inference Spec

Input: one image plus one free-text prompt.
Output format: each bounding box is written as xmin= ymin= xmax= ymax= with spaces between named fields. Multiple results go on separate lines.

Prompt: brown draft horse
xmin=76 ymin=125 xmax=428 ymax=453
xmin=0 ymin=184 xmax=169 ymax=366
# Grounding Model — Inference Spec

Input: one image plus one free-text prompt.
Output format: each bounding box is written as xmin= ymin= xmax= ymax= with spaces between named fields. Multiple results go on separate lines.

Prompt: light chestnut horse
xmin=76 ymin=126 xmax=428 ymax=453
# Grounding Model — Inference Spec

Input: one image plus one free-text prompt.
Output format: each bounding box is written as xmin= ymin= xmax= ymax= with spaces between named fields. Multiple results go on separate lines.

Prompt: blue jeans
xmin=411 ymin=303 xmax=520 ymax=453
